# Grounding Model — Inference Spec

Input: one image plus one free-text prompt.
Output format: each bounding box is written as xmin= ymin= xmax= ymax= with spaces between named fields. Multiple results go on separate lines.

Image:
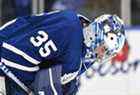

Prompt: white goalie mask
xmin=83 ymin=14 xmax=125 ymax=64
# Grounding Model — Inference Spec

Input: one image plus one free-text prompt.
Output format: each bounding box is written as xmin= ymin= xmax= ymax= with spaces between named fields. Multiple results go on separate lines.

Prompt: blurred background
xmin=0 ymin=0 xmax=140 ymax=26
xmin=0 ymin=0 xmax=140 ymax=95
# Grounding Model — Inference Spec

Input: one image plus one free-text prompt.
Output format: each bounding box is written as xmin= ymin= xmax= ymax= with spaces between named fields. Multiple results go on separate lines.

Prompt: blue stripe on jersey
xmin=2 ymin=42 xmax=40 ymax=65
xmin=1 ymin=47 xmax=36 ymax=67
xmin=7 ymin=66 xmax=36 ymax=85
xmin=1 ymin=58 xmax=39 ymax=72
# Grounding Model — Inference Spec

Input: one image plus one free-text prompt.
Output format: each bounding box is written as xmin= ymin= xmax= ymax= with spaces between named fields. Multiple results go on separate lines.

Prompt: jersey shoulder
xmin=25 ymin=10 xmax=83 ymax=30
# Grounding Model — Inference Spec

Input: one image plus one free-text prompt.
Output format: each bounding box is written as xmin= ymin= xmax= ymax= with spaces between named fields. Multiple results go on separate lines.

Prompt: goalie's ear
xmin=77 ymin=14 xmax=91 ymax=28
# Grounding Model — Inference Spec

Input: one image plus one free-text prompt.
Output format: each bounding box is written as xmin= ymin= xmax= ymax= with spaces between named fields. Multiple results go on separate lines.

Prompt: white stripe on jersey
xmin=0 ymin=19 xmax=17 ymax=30
xmin=34 ymin=10 xmax=60 ymax=16
xmin=2 ymin=42 xmax=40 ymax=65
xmin=1 ymin=58 xmax=39 ymax=72
xmin=49 ymin=68 xmax=58 ymax=95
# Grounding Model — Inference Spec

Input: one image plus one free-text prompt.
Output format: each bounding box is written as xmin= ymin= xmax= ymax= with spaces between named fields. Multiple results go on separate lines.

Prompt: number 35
xmin=30 ymin=31 xmax=58 ymax=57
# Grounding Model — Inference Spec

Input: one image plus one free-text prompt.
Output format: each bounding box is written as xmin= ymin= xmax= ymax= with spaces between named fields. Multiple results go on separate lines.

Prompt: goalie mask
xmin=83 ymin=14 xmax=125 ymax=64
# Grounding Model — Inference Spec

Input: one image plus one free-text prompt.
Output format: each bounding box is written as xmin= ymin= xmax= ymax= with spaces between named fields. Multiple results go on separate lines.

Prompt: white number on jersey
xmin=30 ymin=31 xmax=58 ymax=57
xmin=30 ymin=31 xmax=48 ymax=47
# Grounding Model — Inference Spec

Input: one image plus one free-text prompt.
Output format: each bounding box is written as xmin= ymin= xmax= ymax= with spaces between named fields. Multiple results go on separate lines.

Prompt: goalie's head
xmin=83 ymin=14 xmax=125 ymax=63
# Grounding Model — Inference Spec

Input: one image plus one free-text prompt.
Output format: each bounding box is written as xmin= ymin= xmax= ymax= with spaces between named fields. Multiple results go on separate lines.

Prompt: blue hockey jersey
xmin=0 ymin=10 xmax=84 ymax=84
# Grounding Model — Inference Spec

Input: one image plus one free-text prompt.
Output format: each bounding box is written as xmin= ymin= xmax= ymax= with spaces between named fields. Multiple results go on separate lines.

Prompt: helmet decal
xmin=83 ymin=14 xmax=126 ymax=65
